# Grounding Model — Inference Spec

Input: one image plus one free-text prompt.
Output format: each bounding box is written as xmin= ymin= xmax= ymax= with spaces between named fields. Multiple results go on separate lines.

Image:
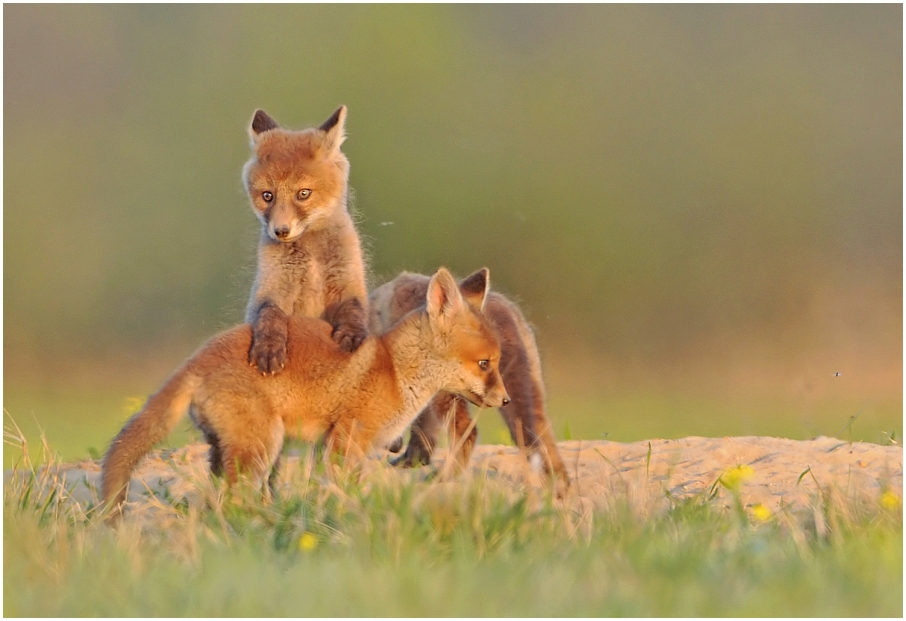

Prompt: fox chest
xmin=292 ymin=258 xmax=326 ymax=317
xmin=260 ymin=225 xmax=355 ymax=321
xmin=271 ymin=243 xmax=328 ymax=317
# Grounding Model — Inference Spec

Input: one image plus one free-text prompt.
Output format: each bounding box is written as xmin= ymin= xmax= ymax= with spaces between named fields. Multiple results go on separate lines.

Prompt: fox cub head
xmin=425 ymin=267 xmax=510 ymax=409
xmin=242 ymin=106 xmax=350 ymax=242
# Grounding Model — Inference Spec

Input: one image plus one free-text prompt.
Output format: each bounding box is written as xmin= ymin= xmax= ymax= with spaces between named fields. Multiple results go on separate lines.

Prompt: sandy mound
xmin=13 ymin=436 xmax=902 ymax=518
xmin=472 ymin=436 xmax=902 ymax=514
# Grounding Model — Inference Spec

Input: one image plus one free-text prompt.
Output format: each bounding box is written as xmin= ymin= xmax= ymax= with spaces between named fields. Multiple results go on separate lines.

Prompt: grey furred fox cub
xmin=370 ymin=269 xmax=570 ymax=493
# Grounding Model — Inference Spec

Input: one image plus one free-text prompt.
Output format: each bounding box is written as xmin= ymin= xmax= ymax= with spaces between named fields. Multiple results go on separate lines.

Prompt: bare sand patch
xmin=12 ymin=436 xmax=901 ymax=523
xmin=468 ymin=436 xmax=902 ymax=514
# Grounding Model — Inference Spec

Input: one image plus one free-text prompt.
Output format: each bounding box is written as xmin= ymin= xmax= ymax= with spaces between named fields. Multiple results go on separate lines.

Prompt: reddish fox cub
xmin=243 ymin=106 xmax=369 ymax=375
xmin=369 ymin=270 xmax=569 ymax=491
xmin=101 ymin=267 xmax=509 ymax=514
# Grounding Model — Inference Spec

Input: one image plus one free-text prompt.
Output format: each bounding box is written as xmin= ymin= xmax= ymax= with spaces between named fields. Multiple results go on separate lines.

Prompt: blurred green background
xmin=4 ymin=4 xmax=902 ymax=466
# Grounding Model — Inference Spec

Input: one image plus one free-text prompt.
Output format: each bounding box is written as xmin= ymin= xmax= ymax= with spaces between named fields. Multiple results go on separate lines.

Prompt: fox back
xmin=101 ymin=267 xmax=508 ymax=517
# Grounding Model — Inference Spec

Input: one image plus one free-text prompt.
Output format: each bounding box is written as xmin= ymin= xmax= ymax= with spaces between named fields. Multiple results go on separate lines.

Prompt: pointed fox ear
xmin=426 ymin=267 xmax=465 ymax=326
xmin=319 ymin=105 xmax=347 ymax=151
xmin=250 ymin=109 xmax=279 ymax=137
xmin=459 ymin=268 xmax=490 ymax=312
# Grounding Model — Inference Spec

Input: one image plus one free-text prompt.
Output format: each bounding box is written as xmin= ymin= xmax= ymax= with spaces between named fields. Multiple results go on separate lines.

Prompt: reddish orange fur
xmin=101 ymin=268 xmax=508 ymax=518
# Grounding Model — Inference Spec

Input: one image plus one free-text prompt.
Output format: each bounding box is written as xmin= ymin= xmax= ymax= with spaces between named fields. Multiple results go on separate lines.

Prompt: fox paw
xmin=249 ymin=334 xmax=287 ymax=375
xmin=390 ymin=443 xmax=432 ymax=468
xmin=332 ymin=322 xmax=367 ymax=353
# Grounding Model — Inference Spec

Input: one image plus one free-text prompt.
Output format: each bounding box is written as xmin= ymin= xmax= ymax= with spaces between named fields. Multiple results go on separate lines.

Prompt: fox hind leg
xmin=322 ymin=418 xmax=373 ymax=469
xmin=498 ymin=369 xmax=570 ymax=493
xmin=219 ymin=417 xmax=285 ymax=491
xmin=203 ymin=430 xmax=225 ymax=477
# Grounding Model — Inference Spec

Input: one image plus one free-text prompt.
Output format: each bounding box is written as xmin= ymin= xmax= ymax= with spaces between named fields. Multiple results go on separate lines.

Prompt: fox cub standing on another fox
xmin=370 ymin=270 xmax=569 ymax=492
xmin=101 ymin=267 xmax=509 ymax=515
xmin=243 ymin=106 xmax=369 ymax=374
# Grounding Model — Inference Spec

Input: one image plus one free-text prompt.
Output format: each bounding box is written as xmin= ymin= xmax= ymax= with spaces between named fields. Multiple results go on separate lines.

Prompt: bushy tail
xmin=101 ymin=366 xmax=198 ymax=516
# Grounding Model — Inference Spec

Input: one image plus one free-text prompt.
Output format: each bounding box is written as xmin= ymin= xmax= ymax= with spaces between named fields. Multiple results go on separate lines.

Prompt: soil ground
xmin=24 ymin=436 xmax=903 ymax=518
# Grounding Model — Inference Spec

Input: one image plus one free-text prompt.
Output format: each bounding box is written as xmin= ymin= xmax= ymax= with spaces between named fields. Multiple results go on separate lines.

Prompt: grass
xmin=3 ymin=387 xmax=201 ymax=469
xmin=4 ymin=425 xmax=902 ymax=617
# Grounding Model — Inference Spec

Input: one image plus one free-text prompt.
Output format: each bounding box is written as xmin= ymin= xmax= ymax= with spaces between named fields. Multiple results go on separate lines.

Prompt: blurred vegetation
xmin=4 ymin=5 xmax=902 ymax=455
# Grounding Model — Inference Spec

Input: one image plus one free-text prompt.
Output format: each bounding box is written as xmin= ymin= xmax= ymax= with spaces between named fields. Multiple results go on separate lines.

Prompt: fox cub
xmin=243 ymin=106 xmax=369 ymax=374
xmin=369 ymin=270 xmax=569 ymax=491
xmin=101 ymin=267 xmax=509 ymax=515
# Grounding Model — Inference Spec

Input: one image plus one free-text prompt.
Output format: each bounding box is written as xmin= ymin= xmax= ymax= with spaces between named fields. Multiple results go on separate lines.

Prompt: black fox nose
xmin=274 ymin=226 xmax=290 ymax=239
xmin=502 ymin=397 xmax=511 ymax=406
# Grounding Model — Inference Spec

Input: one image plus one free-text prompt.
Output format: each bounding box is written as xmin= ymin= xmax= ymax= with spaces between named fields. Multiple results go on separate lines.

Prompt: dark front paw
xmin=332 ymin=322 xmax=367 ymax=353
xmin=386 ymin=436 xmax=404 ymax=453
xmin=324 ymin=298 xmax=367 ymax=353
xmin=249 ymin=333 xmax=287 ymax=375
xmin=390 ymin=442 xmax=432 ymax=468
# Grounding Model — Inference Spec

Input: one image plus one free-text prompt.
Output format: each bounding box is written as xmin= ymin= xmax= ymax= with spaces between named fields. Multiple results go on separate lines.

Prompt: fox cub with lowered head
xmin=370 ymin=270 xmax=569 ymax=492
xmin=102 ymin=267 xmax=509 ymax=515
xmin=244 ymin=106 xmax=369 ymax=375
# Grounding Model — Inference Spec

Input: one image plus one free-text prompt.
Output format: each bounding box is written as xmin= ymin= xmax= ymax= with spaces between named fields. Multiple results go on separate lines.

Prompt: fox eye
xmin=478 ymin=360 xmax=489 ymax=371
xmin=297 ymin=189 xmax=312 ymax=200
xmin=262 ymin=191 xmax=274 ymax=202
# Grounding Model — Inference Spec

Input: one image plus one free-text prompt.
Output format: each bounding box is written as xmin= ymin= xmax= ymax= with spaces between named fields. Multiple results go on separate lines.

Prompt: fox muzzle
xmin=267 ymin=220 xmax=306 ymax=243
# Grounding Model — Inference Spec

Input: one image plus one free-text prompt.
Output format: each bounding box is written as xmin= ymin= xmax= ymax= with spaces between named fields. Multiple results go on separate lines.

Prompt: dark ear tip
xmin=251 ymin=109 xmax=279 ymax=135
xmin=459 ymin=267 xmax=490 ymax=295
xmin=320 ymin=105 xmax=347 ymax=132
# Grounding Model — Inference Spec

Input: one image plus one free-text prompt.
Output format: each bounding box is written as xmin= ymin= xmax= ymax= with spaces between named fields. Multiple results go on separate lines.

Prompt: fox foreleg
xmin=323 ymin=297 xmax=368 ymax=353
xmin=248 ymin=301 xmax=289 ymax=375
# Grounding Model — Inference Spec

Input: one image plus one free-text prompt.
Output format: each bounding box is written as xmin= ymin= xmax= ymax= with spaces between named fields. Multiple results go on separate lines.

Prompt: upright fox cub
xmin=101 ymin=267 xmax=509 ymax=514
xmin=244 ymin=106 xmax=368 ymax=374
xmin=369 ymin=270 xmax=569 ymax=491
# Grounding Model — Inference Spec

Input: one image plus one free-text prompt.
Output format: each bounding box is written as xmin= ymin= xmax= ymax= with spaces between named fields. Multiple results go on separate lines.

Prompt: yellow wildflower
xmin=750 ymin=503 xmax=773 ymax=522
xmin=298 ymin=532 xmax=318 ymax=552
xmin=880 ymin=491 xmax=901 ymax=510
xmin=122 ymin=396 xmax=146 ymax=416
xmin=721 ymin=465 xmax=755 ymax=491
